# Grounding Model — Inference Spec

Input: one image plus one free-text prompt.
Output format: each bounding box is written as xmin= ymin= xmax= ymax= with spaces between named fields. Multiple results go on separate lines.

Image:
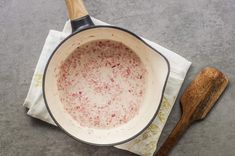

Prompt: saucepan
xmin=43 ymin=0 xmax=170 ymax=145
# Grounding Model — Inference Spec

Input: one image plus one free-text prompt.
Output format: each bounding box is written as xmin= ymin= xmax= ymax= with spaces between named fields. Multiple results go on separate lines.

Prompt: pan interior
xmin=44 ymin=26 xmax=169 ymax=145
xmin=57 ymin=39 xmax=148 ymax=129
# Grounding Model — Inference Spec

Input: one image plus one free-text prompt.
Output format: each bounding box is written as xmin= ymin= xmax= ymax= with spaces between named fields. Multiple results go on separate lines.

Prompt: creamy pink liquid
xmin=57 ymin=40 xmax=147 ymax=129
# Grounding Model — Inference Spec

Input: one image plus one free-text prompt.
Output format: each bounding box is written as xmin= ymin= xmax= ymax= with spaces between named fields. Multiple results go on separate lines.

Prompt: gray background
xmin=0 ymin=0 xmax=235 ymax=155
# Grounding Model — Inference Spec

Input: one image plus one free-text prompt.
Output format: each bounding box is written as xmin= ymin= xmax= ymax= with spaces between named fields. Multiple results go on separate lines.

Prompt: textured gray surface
xmin=0 ymin=0 xmax=234 ymax=155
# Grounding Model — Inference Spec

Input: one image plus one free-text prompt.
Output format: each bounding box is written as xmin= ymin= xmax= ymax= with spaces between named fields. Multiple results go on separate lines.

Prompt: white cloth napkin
xmin=23 ymin=17 xmax=191 ymax=156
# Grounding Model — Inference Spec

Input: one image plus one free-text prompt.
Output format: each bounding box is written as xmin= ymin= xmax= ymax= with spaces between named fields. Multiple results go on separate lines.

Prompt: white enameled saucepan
xmin=43 ymin=0 xmax=170 ymax=146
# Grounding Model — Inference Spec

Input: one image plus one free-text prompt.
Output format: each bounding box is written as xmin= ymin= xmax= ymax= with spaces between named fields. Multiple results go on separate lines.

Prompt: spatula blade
xmin=180 ymin=67 xmax=229 ymax=121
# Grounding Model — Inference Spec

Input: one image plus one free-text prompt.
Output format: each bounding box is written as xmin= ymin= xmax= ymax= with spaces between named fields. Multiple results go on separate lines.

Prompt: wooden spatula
xmin=155 ymin=67 xmax=229 ymax=156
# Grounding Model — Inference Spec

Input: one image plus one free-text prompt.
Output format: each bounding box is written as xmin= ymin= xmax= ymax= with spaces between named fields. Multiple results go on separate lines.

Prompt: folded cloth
xmin=23 ymin=17 xmax=191 ymax=156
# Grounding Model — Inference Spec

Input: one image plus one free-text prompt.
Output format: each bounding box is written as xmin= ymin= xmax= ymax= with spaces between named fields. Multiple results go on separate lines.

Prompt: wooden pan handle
xmin=155 ymin=116 xmax=190 ymax=156
xmin=65 ymin=0 xmax=88 ymax=20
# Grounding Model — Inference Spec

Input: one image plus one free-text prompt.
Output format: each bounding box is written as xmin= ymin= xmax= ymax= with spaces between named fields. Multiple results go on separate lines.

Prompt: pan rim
xmin=42 ymin=25 xmax=170 ymax=146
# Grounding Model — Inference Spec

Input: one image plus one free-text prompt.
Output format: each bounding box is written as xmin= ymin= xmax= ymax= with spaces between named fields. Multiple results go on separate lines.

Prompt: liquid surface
xmin=57 ymin=40 xmax=147 ymax=129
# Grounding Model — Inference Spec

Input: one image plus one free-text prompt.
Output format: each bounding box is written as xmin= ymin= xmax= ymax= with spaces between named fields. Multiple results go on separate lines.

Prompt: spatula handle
xmin=155 ymin=116 xmax=190 ymax=156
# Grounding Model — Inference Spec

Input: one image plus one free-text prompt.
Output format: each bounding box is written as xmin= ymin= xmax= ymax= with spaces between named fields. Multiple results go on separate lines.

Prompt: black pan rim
xmin=42 ymin=25 xmax=170 ymax=146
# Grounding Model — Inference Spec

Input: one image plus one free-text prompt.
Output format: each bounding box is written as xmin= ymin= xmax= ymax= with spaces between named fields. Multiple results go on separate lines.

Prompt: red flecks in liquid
xmin=57 ymin=40 xmax=147 ymax=129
